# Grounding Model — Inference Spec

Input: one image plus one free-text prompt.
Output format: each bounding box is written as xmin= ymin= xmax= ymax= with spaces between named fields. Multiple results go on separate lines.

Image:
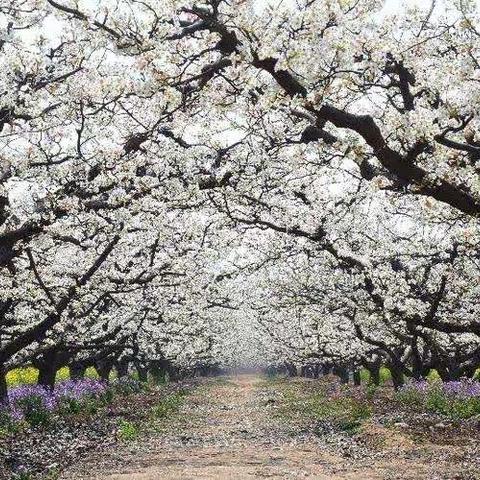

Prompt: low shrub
xmin=396 ymin=380 xmax=428 ymax=406
xmin=6 ymin=368 xmax=39 ymax=387
xmin=6 ymin=366 xmax=102 ymax=389
xmin=16 ymin=395 xmax=52 ymax=427
xmin=13 ymin=471 xmax=33 ymax=480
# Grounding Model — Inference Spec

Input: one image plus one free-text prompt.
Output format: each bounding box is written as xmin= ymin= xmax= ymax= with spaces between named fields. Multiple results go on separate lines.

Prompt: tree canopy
xmin=1 ymin=0 xmax=480 ymax=395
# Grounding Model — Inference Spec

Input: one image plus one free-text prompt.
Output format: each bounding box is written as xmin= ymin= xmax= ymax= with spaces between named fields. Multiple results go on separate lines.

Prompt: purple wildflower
xmin=0 ymin=379 xmax=108 ymax=424
xmin=54 ymin=378 xmax=108 ymax=402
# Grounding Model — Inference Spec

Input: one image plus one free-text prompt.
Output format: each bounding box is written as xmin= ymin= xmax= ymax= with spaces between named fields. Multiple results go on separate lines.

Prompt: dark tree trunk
xmin=37 ymin=363 xmax=58 ymax=390
xmin=437 ymin=371 xmax=449 ymax=381
xmin=333 ymin=366 xmax=349 ymax=384
xmin=410 ymin=336 xmax=424 ymax=380
xmin=153 ymin=359 xmax=180 ymax=382
xmin=390 ymin=366 xmax=405 ymax=390
xmin=198 ymin=364 xmax=211 ymax=377
xmin=149 ymin=364 xmax=163 ymax=382
xmin=35 ymin=350 xmax=62 ymax=391
xmin=411 ymin=354 xmax=430 ymax=380
xmin=149 ymin=360 xmax=168 ymax=383
xmin=411 ymin=365 xmax=423 ymax=380
xmin=285 ymin=362 xmax=297 ymax=377
xmin=135 ymin=362 xmax=148 ymax=383
xmin=353 ymin=370 xmax=361 ymax=386
xmin=69 ymin=362 xmax=87 ymax=380
xmin=95 ymin=359 xmax=113 ymax=382
xmin=451 ymin=370 xmax=462 ymax=381
xmin=437 ymin=368 xmax=460 ymax=382
xmin=322 ymin=364 xmax=332 ymax=375
xmin=434 ymin=364 xmax=449 ymax=381
xmin=168 ymin=366 xmax=181 ymax=381
xmin=368 ymin=364 xmax=381 ymax=386
xmin=460 ymin=364 xmax=478 ymax=379
xmin=420 ymin=367 xmax=431 ymax=379
xmin=115 ymin=360 xmax=129 ymax=378
xmin=0 ymin=367 xmax=8 ymax=404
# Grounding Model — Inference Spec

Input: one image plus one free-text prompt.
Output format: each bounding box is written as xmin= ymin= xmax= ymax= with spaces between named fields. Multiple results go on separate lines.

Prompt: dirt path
xmin=61 ymin=375 xmax=479 ymax=480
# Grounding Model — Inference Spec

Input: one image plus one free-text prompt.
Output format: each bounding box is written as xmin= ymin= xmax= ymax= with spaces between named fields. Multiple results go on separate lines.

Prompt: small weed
xmin=306 ymin=396 xmax=371 ymax=434
xmin=117 ymin=419 xmax=138 ymax=441
xmin=396 ymin=387 xmax=424 ymax=406
xmin=0 ymin=409 xmax=22 ymax=435
xmin=364 ymin=384 xmax=379 ymax=400
xmin=153 ymin=392 xmax=185 ymax=419
xmin=261 ymin=375 xmax=289 ymax=388
xmin=336 ymin=400 xmax=372 ymax=434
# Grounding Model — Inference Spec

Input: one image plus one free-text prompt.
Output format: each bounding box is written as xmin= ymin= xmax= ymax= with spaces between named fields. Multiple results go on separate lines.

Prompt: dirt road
xmin=61 ymin=375 xmax=479 ymax=480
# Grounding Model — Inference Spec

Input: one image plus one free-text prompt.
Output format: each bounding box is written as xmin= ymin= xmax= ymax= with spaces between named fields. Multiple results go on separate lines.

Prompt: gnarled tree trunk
xmin=390 ymin=366 xmax=405 ymax=390
xmin=0 ymin=366 xmax=8 ymax=404
xmin=35 ymin=349 xmax=65 ymax=391
xmin=134 ymin=361 xmax=148 ymax=382
xmin=115 ymin=360 xmax=129 ymax=378
xmin=69 ymin=362 xmax=87 ymax=380
xmin=95 ymin=359 xmax=113 ymax=382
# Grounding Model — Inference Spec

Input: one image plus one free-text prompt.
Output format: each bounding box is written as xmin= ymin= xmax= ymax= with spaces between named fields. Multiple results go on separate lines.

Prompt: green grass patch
xmin=274 ymin=381 xmax=372 ymax=435
xmin=288 ymin=394 xmax=371 ymax=434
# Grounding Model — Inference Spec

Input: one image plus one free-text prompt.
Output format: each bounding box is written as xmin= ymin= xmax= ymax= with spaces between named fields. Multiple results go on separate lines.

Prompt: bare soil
xmin=60 ymin=375 xmax=480 ymax=480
